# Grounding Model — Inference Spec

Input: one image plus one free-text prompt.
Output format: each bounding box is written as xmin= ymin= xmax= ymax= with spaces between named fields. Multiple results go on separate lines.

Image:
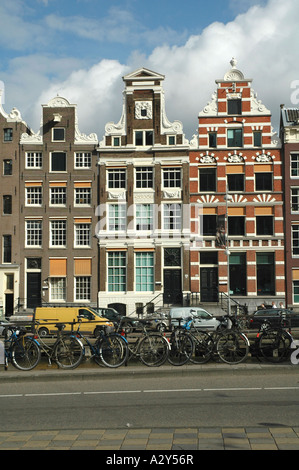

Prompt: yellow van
xmin=34 ymin=306 xmax=113 ymax=337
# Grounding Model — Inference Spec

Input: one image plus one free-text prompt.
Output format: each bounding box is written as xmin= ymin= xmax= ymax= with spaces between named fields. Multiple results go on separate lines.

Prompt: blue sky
xmin=0 ymin=0 xmax=297 ymax=139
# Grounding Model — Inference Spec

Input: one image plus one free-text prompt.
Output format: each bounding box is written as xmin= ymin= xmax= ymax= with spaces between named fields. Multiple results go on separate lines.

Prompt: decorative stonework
xmin=197 ymin=195 xmax=220 ymax=204
xmin=253 ymin=194 xmax=276 ymax=203
xmin=135 ymin=101 xmax=152 ymax=119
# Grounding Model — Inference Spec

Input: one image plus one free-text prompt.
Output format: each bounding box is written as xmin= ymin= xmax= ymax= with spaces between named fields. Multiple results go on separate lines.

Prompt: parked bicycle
xmin=167 ymin=317 xmax=195 ymax=366
xmin=117 ymin=317 xmax=169 ymax=367
xmin=74 ymin=317 xmax=128 ymax=368
xmin=2 ymin=324 xmax=41 ymax=371
xmin=252 ymin=314 xmax=293 ymax=363
xmin=33 ymin=320 xmax=84 ymax=369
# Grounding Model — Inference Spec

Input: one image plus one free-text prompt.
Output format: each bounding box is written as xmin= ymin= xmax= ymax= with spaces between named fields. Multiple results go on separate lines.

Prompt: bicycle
xmin=167 ymin=318 xmax=195 ymax=366
xmin=74 ymin=317 xmax=128 ymax=368
xmin=2 ymin=324 xmax=41 ymax=371
xmin=33 ymin=320 xmax=84 ymax=369
xmin=252 ymin=315 xmax=293 ymax=363
xmin=117 ymin=317 xmax=169 ymax=367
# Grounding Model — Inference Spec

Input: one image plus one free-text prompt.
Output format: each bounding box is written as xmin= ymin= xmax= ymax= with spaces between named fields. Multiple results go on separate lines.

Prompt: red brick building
xmin=189 ymin=59 xmax=284 ymax=313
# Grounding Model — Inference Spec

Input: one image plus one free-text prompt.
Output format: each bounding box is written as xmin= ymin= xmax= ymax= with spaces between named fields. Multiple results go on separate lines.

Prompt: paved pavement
xmin=0 ymin=426 xmax=299 ymax=450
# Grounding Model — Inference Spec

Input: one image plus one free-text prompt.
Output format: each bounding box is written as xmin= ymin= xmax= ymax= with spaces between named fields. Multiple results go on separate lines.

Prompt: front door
xmin=27 ymin=272 xmax=41 ymax=309
xmin=200 ymin=267 xmax=218 ymax=302
xmin=163 ymin=269 xmax=182 ymax=305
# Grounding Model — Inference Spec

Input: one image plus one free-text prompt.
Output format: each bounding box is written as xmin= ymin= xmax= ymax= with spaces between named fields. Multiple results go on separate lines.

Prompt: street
xmin=1 ymin=369 xmax=299 ymax=432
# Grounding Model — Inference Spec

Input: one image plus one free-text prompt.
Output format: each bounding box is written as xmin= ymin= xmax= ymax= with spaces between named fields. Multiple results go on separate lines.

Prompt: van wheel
xmin=38 ymin=327 xmax=49 ymax=337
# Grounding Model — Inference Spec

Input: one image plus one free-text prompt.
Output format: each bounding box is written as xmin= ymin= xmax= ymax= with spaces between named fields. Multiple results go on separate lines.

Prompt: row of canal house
xmin=0 ymin=59 xmax=297 ymax=317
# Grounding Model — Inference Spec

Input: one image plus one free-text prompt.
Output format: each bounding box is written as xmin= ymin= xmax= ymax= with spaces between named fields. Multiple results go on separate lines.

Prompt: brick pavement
xmin=0 ymin=426 xmax=299 ymax=450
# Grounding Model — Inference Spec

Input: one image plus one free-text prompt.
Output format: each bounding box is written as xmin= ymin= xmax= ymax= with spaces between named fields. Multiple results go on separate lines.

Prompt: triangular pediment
xmin=123 ymin=67 xmax=165 ymax=82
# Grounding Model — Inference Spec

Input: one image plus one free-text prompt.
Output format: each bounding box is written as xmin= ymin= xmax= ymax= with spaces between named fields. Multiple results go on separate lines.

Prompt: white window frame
xmin=50 ymin=220 xmax=67 ymax=248
xmin=26 ymin=152 xmax=42 ymax=169
xmin=74 ymin=223 xmax=91 ymax=247
xmin=75 ymin=152 xmax=91 ymax=169
xmin=25 ymin=186 xmax=42 ymax=206
xmin=49 ymin=277 xmax=66 ymax=301
xmin=25 ymin=220 xmax=42 ymax=248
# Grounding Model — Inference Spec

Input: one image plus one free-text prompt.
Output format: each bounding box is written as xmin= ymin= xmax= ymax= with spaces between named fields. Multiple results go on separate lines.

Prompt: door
xmin=5 ymin=294 xmax=14 ymax=317
xmin=27 ymin=272 xmax=41 ymax=309
xmin=200 ymin=267 xmax=218 ymax=302
xmin=163 ymin=269 xmax=182 ymax=305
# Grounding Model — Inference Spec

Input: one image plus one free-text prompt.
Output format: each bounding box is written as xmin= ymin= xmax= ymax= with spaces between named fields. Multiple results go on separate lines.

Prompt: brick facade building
xmin=189 ymin=59 xmax=285 ymax=312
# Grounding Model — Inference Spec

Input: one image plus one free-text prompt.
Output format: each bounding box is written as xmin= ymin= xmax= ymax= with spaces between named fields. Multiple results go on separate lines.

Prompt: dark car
xmin=248 ymin=308 xmax=299 ymax=329
xmin=95 ymin=308 xmax=138 ymax=333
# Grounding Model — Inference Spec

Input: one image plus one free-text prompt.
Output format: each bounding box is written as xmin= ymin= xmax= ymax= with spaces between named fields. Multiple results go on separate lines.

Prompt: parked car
xmin=148 ymin=313 xmax=170 ymax=332
xmin=248 ymin=308 xmax=299 ymax=329
xmin=0 ymin=318 xmax=10 ymax=337
xmin=95 ymin=308 xmax=139 ymax=333
xmin=169 ymin=307 xmax=222 ymax=331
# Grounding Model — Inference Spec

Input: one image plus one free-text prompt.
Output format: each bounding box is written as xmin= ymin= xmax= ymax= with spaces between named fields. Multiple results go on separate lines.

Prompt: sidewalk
xmin=1 ymin=426 xmax=299 ymax=450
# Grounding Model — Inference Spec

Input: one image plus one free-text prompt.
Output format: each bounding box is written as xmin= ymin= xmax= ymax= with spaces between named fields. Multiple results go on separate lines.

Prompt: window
xmin=199 ymin=168 xmax=216 ymax=192
xmin=200 ymin=251 xmax=218 ymax=264
xmin=51 ymin=152 xmax=66 ymax=172
xmin=163 ymin=168 xmax=181 ymax=188
xmin=254 ymin=131 xmax=262 ymax=147
xmin=3 ymin=195 xmax=12 ymax=214
xmin=227 ymin=174 xmax=244 ymax=191
xmin=291 ymin=154 xmax=299 ymax=177
xmin=203 ymin=215 xmax=217 ymax=236
xmin=255 ymin=172 xmax=272 ymax=191
xmin=134 ymin=130 xmax=153 ymax=146
xmin=256 ymin=253 xmax=275 ymax=296
xmin=75 ymin=224 xmax=91 ymax=247
xmin=228 ymin=216 xmax=245 ymax=236
xmin=26 ymin=221 xmax=42 ymax=247
xmin=112 ymin=137 xmax=121 ymax=147
xmin=108 ymin=204 xmax=126 ymax=231
xmin=292 ymin=225 xmax=299 ymax=256
xmin=50 ymin=220 xmax=66 ymax=247
xmin=227 ymin=99 xmax=242 ymax=115
xmin=136 ymin=252 xmax=154 ymax=291
xmin=50 ymin=187 xmax=66 ymax=205
xmin=256 ymin=216 xmax=273 ymax=235
xmin=163 ymin=204 xmax=181 ymax=230
xmin=168 ymin=135 xmax=176 ymax=145
xmin=229 ymin=253 xmax=247 ymax=296
xmin=136 ymin=204 xmax=153 ymax=230
xmin=25 ymin=187 xmax=42 ymax=206
xmin=3 ymin=159 xmax=12 ymax=175
xmin=74 ymin=187 xmax=91 ymax=205
xmin=209 ymin=132 xmax=217 ymax=148
xmin=291 ymin=188 xmax=299 ymax=212
xmin=26 ymin=152 xmax=42 ymax=169
xmin=3 ymin=235 xmax=11 ymax=263
xmin=164 ymin=248 xmax=181 ymax=267
xmin=50 ymin=278 xmax=66 ymax=301
xmin=227 ymin=128 xmax=243 ymax=147
xmin=75 ymin=152 xmax=91 ymax=168
xmin=52 ymin=128 xmax=65 ymax=141
xmin=293 ymin=281 xmax=299 ymax=304
xmin=108 ymin=169 xmax=126 ymax=189
xmin=75 ymin=277 xmax=91 ymax=301
xmin=135 ymin=167 xmax=153 ymax=188
xmin=108 ymin=252 xmax=126 ymax=292
xmin=4 ymin=128 xmax=13 ymax=142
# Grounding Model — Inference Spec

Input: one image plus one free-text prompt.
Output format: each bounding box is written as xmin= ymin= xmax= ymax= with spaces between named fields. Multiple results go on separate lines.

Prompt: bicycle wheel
xmin=216 ymin=331 xmax=249 ymax=364
xmin=96 ymin=334 xmax=128 ymax=368
xmin=168 ymin=331 xmax=194 ymax=366
xmin=11 ymin=337 xmax=41 ymax=371
xmin=53 ymin=336 xmax=84 ymax=369
xmin=138 ymin=334 xmax=169 ymax=367
xmin=189 ymin=331 xmax=213 ymax=364
xmin=258 ymin=329 xmax=291 ymax=363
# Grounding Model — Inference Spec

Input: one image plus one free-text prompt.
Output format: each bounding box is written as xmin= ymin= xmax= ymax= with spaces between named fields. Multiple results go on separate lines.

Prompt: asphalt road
xmin=1 ymin=369 xmax=299 ymax=432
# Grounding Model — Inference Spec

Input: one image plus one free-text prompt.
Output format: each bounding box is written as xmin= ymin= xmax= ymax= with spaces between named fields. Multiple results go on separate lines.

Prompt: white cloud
xmin=3 ymin=0 xmax=299 ymax=140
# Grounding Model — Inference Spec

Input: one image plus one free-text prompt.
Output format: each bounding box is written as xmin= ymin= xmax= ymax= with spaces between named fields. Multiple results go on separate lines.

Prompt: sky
xmin=0 ymin=0 xmax=298 ymax=140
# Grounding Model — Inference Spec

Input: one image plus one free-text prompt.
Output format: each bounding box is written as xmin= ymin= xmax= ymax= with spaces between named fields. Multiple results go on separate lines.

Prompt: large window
xmin=74 ymin=223 xmax=91 ymax=247
xmin=50 ymin=220 xmax=66 ymax=247
xmin=75 ymin=277 xmax=91 ymax=301
xmin=3 ymin=235 xmax=11 ymax=263
xmin=134 ymin=130 xmax=153 ymax=146
xmin=227 ymin=174 xmax=244 ymax=192
xmin=203 ymin=215 xmax=217 ymax=236
xmin=25 ymin=187 xmax=42 ymax=206
xmin=3 ymin=195 xmax=12 ymax=214
xmin=135 ymin=252 xmax=154 ymax=291
xmin=75 ymin=152 xmax=91 ymax=168
xmin=228 ymin=216 xmax=245 ymax=236
xmin=74 ymin=187 xmax=91 ymax=205
xmin=50 ymin=187 xmax=67 ymax=205
xmin=229 ymin=253 xmax=247 ymax=296
xmin=227 ymin=128 xmax=243 ymax=147
xmin=163 ymin=204 xmax=181 ymax=230
xmin=135 ymin=167 xmax=153 ymax=188
xmin=227 ymin=99 xmax=242 ymax=115
xmin=108 ymin=204 xmax=126 ymax=231
xmin=256 ymin=216 xmax=273 ymax=236
xmin=163 ymin=168 xmax=181 ymax=188
xmin=256 ymin=253 xmax=275 ymax=296
xmin=291 ymin=154 xmax=299 ymax=177
xmin=26 ymin=220 xmax=42 ymax=247
xmin=108 ymin=169 xmax=126 ymax=189
xmin=108 ymin=252 xmax=126 ymax=292
xmin=291 ymin=188 xmax=299 ymax=212
xmin=136 ymin=204 xmax=153 ymax=231
xmin=26 ymin=152 xmax=42 ymax=169
xmin=51 ymin=152 xmax=66 ymax=172
xmin=50 ymin=278 xmax=66 ymax=301
xmin=255 ymin=172 xmax=272 ymax=191
xmin=292 ymin=225 xmax=299 ymax=256
xmin=4 ymin=128 xmax=13 ymax=142
xmin=199 ymin=168 xmax=216 ymax=192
